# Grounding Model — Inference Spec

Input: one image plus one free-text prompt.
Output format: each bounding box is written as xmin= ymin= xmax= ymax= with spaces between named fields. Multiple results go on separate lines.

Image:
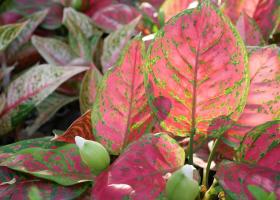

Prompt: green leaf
xmin=248 ymin=185 xmax=270 ymax=200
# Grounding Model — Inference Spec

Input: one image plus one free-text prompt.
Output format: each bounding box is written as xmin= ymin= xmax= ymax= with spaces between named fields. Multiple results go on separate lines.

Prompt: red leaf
xmin=54 ymin=110 xmax=94 ymax=143
xmin=216 ymin=161 xmax=280 ymax=200
xmin=220 ymin=46 xmax=280 ymax=158
xmin=92 ymin=133 xmax=185 ymax=200
xmin=91 ymin=38 xmax=154 ymax=154
xmin=146 ymin=2 xmax=249 ymax=138
xmin=92 ymin=3 xmax=141 ymax=32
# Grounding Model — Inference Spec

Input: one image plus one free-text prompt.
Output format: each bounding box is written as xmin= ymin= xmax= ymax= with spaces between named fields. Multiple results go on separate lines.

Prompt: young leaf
xmin=221 ymin=46 xmax=280 ymax=153
xmin=0 ymin=144 xmax=93 ymax=186
xmin=0 ymin=167 xmax=89 ymax=200
xmin=92 ymin=133 xmax=185 ymax=199
xmin=0 ymin=64 xmax=88 ymax=135
xmin=92 ymin=3 xmax=140 ymax=32
xmin=23 ymin=92 xmax=77 ymax=136
xmin=0 ymin=22 xmax=26 ymax=51
xmin=216 ymin=161 xmax=280 ymax=200
xmin=239 ymin=120 xmax=280 ymax=171
xmin=92 ymin=38 xmax=154 ymax=154
xmin=79 ymin=65 xmax=102 ymax=113
xmin=54 ymin=110 xmax=94 ymax=143
xmin=101 ymin=16 xmax=140 ymax=72
xmin=145 ymin=2 xmax=249 ymax=139
xmin=31 ymin=35 xmax=78 ymax=66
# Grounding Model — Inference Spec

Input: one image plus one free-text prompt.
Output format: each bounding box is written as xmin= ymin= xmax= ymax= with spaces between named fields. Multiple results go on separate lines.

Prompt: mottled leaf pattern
xmin=216 ymin=161 xmax=280 ymax=200
xmin=92 ymin=38 xmax=154 ymax=154
xmin=239 ymin=120 xmax=280 ymax=171
xmin=0 ymin=64 xmax=87 ymax=135
xmin=79 ymin=66 xmax=102 ymax=113
xmin=0 ymin=167 xmax=89 ymax=200
xmin=32 ymin=35 xmax=78 ymax=66
xmin=92 ymin=133 xmax=185 ymax=200
xmin=54 ymin=110 xmax=94 ymax=143
xmin=0 ymin=143 xmax=92 ymax=186
xmin=92 ymin=3 xmax=140 ymax=32
xmin=101 ymin=17 xmax=140 ymax=72
xmin=23 ymin=92 xmax=77 ymax=136
xmin=221 ymin=46 xmax=280 ymax=151
xmin=236 ymin=13 xmax=264 ymax=46
xmin=0 ymin=22 xmax=26 ymax=51
xmin=146 ymin=2 xmax=249 ymax=139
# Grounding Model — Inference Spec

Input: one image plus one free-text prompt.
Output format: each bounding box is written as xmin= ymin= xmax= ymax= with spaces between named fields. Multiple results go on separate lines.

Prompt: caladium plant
xmin=0 ymin=0 xmax=279 ymax=199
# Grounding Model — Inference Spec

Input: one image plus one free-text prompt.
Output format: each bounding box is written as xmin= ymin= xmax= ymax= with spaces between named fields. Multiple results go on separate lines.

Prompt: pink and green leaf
xmin=0 ymin=143 xmax=93 ymax=186
xmin=79 ymin=65 xmax=102 ymax=113
xmin=0 ymin=167 xmax=89 ymax=199
xmin=31 ymin=35 xmax=78 ymax=66
xmin=91 ymin=38 xmax=154 ymax=154
xmin=216 ymin=161 xmax=280 ymax=200
xmin=92 ymin=3 xmax=140 ymax=33
xmin=145 ymin=2 xmax=249 ymax=140
xmin=92 ymin=133 xmax=185 ymax=199
xmin=54 ymin=110 xmax=94 ymax=143
xmin=0 ymin=64 xmax=88 ymax=135
xmin=101 ymin=17 xmax=140 ymax=72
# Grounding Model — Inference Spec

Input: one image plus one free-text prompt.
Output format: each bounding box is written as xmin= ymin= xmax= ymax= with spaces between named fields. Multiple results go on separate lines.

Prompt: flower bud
xmin=75 ymin=136 xmax=110 ymax=175
xmin=166 ymin=164 xmax=200 ymax=200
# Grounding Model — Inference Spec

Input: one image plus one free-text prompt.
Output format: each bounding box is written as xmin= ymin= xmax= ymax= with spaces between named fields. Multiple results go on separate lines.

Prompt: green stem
xmin=202 ymin=137 xmax=222 ymax=188
xmin=203 ymin=179 xmax=218 ymax=200
xmin=188 ymin=129 xmax=195 ymax=165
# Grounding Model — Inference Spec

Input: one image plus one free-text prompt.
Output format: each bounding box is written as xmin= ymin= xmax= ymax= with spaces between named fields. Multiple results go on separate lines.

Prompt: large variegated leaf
xmin=101 ymin=17 xmax=140 ymax=72
xmin=92 ymin=133 xmax=185 ymax=199
xmin=0 ymin=167 xmax=89 ymax=200
xmin=92 ymin=3 xmax=140 ymax=32
xmin=54 ymin=110 xmax=94 ymax=143
xmin=31 ymin=35 xmax=78 ymax=66
xmin=0 ymin=22 xmax=26 ymax=51
xmin=23 ymin=92 xmax=77 ymax=136
xmin=0 ymin=64 xmax=87 ymax=135
xmin=92 ymin=38 xmax=154 ymax=154
xmin=216 ymin=161 xmax=280 ymax=200
xmin=145 ymin=2 xmax=249 ymax=139
xmin=79 ymin=66 xmax=102 ymax=113
xmin=239 ymin=120 xmax=280 ymax=171
xmin=0 ymin=143 xmax=92 ymax=186
xmin=221 ymin=46 xmax=280 ymax=151
xmin=6 ymin=9 xmax=48 ymax=57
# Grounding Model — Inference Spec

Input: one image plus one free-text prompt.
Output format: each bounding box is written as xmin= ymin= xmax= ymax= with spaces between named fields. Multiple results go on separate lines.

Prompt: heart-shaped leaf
xmin=101 ymin=16 xmax=140 ymax=72
xmin=239 ymin=120 xmax=280 ymax=171
xmin=0 ymin=64 xmax=87 ymax=135
xmin=236 ymin=13 xmax=264 ymax=46
xmin=92 ymin=3 xmax=140 ymax=32
xmin=216 ymin=161 xmax=280 ymax=200
xmin=0 ymin=22 xmax=26 ymax=51
xmin=0 ymin=143 xmax=92 ymax=186
xmin=31 ymin=35 xmax=78 ymax=66
xmin=220 ymin=46 xmax=280 ymax=153
xmin=79 ymin=65 xmax=102 ymax=113
xmin=0 ymin=166 xmax=89 ymax=200
xmin=92 ymin=38 xmax=154 ymax=154
xmin=92 ymin=133 xmax=185 ymax=199
xmin=54 ymin=110 xmax=94 ymax=143
xmin=145 ymin=2 xmax=249 ymax=139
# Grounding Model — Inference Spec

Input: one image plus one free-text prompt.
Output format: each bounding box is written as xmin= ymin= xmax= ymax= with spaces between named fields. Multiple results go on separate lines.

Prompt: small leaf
xmin=0 ymin=22 xmax=26 ymax=51
xmin=0 ymin=143 xmax=93 ymax=186
xmin=101 ymin=16 xmax=140 ymax=73
xmin=247 ymin=185 xmax=272 ymax=200
xmin=31 ymin=35 xmax=78 ymax=66
xmin=92 ymin=133 xmax=185 ymax=200
xmin=92 ymin=3 xmax=140 ymax=32
xmin=0 ymin=64 xmax=88 ymax=135
xmin=0 ymin=166 xmax=89 ymax=200
xmin=92 ymin=38 xmax=154 ymax=154
xmin=79 ymin=65 xmax=102 ymax=113
xmin=54 ymin=110 xmax=94 ymax=143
